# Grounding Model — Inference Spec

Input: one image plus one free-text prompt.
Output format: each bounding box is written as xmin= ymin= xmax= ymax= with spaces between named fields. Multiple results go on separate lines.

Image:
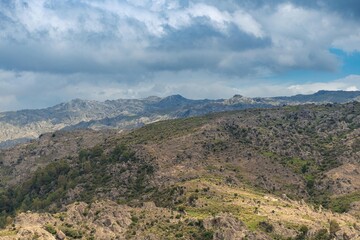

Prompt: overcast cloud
xmin=0 ymin=0 xmax=360 ymax=111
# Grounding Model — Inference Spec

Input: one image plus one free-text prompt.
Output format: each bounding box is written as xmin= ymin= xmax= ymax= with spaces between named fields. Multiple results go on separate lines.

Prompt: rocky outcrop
xmin=204 ymin=213 xmax=270 ymax=240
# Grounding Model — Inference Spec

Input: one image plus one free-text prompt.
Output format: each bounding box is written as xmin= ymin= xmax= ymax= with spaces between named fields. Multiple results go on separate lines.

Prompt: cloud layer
xmin=0 ymin=0 xmax=360 ymax=110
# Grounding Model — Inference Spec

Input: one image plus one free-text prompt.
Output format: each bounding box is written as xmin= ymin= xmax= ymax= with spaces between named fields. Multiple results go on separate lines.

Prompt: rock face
xmin=55 ymin=230 xmax=66 ymax=240
xmin=1 ymin=90 xmax=360 ymax=147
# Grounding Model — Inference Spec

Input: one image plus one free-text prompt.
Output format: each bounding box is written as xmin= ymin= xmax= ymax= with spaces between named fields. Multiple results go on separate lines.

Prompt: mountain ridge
xmin=1 ymin=90 xmax=360 ymax=148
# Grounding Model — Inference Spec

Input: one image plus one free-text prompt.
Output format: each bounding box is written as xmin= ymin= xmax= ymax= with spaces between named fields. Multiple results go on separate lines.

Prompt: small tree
xmin=295 ymin=225 xmax=309 ymax=240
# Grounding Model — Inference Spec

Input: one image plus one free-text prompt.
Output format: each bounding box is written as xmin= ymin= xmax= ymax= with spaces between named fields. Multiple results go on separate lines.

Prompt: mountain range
xmin=1 ymin=90 xmax=360 ymax=149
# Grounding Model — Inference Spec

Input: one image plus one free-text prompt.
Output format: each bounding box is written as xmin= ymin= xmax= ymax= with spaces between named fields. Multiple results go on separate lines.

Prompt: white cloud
xmin=1 ymin=1 xmax=358 ymax=75
xmin=333 ymin=34 xmax=360 ymax=52
xmin=233 ymin=10 xmax=264 ymax=38
xmin=188 ymin=3 xmax=232 ymax=32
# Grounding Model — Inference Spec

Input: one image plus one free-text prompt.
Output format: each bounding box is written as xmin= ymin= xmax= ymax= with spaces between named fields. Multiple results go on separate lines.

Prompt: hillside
xmin=1 ymin=90 xmax=360 ymax=148
xmin=0 ymin=102 xmax=360 ymax=239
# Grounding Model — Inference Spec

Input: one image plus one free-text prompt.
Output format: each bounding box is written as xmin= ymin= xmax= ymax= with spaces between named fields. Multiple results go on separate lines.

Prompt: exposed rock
xmin=56 ymin=230 xmax=66 ymax=240
xmin=204 ymin=213 xmax=270 ymax=240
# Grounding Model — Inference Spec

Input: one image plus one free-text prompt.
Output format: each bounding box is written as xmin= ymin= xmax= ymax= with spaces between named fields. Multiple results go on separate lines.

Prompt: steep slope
xmin=1 ymin=90 xmax=360 ymax=147
xmin=0 ymin=102 xmax=360 ymax=239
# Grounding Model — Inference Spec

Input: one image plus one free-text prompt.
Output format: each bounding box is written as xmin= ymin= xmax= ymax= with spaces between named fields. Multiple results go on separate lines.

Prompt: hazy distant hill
xmin=274 ymin=90 xmax=360 ymax=103
xmin=0 ymin=90 xmax=359 ymax=147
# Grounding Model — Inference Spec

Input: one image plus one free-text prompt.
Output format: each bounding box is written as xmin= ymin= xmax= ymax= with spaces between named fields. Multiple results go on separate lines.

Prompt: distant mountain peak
xmin=224 ymin=94 xmax=255 ymax=105
xmin=232 ymin=94 xmax=244 ymax=98
xmin=162 ymin=94 xmax=187 ymax=100
xmin=159 ymin=94 xmax=188 ymax=103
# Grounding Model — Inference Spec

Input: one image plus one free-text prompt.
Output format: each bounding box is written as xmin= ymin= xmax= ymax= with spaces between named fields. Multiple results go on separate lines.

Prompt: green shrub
xmin=201 ymin=231 xmax=214 ymax=240
xmin=313 ymin=229 xmax=329 ymax=240
xmin=329 ymin=191 xmax=360 ymax=213
xmin=295 ymin=225 xmax=308 ymax=240
xmin=131 ymin=216 xmax=139 ymax=223
xmin=61 ymin=226 xmax=83 ymax=239
xmin=175 ymin=232 xmax=183 ymax=238
xmin=258 ymin=221 xmax=274 ymax=233
xmin=44 ymin=224 xmax=57 ymax=235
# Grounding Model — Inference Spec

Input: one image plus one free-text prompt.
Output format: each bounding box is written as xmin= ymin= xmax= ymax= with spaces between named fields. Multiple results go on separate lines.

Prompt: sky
xmin=1 ymin=0 xmax=360 ymax=111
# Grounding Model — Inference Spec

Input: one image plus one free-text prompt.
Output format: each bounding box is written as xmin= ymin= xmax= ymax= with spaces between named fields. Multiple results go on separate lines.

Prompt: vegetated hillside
xmin=0 ymin=102 xmax=360 ymax=239
xmin=1 ymin=90 xmax=360 ymax=148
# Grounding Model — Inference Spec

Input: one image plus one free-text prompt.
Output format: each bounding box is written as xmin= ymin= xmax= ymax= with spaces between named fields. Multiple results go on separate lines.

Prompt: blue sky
xmin=0 ymin=0 xmax=360 ymax=111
